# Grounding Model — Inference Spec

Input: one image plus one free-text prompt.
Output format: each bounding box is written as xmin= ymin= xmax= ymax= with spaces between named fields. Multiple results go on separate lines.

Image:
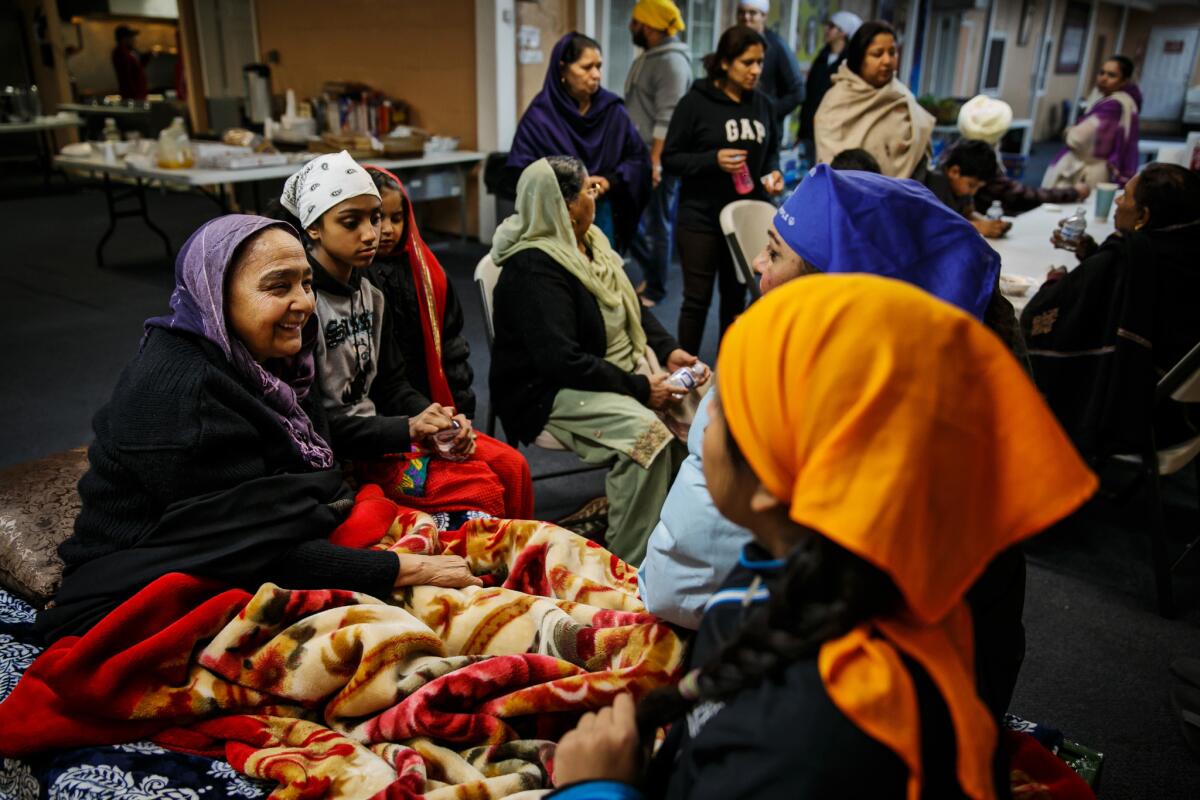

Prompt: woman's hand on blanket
xmin=553 ymin=693 xmax=643 ymax=787
xmin=646 ymin=373 xmax=684 ymax=410
xmin=395 ymin=554 xmax=484 ymax=588
xmin=410 ymin=403 xmax=456 ymax=449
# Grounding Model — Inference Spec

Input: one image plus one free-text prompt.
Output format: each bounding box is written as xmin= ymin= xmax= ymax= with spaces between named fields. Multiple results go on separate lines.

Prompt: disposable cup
xmin=1094 ymin=182 xmax=1118 ymax=221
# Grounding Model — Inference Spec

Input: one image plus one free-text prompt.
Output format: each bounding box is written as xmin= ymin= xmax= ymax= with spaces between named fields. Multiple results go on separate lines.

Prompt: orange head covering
xmin=716 ymin=274 xmax=1097 ymax=800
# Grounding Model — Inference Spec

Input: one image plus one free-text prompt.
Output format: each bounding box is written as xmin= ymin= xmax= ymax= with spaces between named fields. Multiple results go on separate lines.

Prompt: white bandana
xmin=957 ymin=95 xmax=1013 ymax=146
xmin=739 ymin=0 xmax=769 ymax=13
xmin=281 ymin=150 xmax=380 ymax=229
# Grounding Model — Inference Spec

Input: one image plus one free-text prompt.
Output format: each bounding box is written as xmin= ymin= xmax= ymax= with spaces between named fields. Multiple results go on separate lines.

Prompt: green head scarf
xmin=491 ymin=158 xmax=648 ymax=358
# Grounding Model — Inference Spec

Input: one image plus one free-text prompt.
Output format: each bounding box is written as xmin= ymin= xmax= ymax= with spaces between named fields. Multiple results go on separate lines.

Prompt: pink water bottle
xmin=732 ymin=161 xmax=755 ymax=195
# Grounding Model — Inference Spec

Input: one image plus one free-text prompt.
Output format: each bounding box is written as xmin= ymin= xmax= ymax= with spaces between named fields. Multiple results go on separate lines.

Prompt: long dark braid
xmin=636 ymin=429 xmax=902 ymax=734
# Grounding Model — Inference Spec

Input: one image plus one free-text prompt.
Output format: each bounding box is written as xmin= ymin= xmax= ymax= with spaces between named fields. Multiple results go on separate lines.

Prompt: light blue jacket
xmin=638 ymin=391 xmax=753 ymax=629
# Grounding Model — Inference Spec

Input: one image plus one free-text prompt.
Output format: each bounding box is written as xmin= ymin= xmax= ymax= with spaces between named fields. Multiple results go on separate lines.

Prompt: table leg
xmin=94 ymin=173 xmax=175 ymax=268
xmin=458 ymin=165 xmax=468 ymax=242
xmin=95 ymin=172 xmax=119 ymax=269
xmin=136 ymin=178 xmax=176 ymax=264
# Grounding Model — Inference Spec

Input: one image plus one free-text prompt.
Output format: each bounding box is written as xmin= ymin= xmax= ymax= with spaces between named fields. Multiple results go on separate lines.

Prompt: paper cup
xmin=1094 ymin=182 xmax=1118 ymax=221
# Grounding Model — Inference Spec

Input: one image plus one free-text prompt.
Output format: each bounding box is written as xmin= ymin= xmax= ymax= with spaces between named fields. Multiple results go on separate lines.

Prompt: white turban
xmin=829 ymin=11 xmax=863 ymax=38
xmin=738 ymin=0 xmax=770 ymax=13
xmin=957 ymin=95 xmax=1013 ymax=146
xmin=282 ymin=150 xmax=380 ymax=230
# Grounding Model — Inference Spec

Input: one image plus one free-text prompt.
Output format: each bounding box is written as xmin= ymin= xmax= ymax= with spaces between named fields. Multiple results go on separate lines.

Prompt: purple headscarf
xmin=1051 ymin=83 xmax=1143 ymax=186
xmin=145 ymin=214 xmax=334 ymax=469
xmin=506 ymin=32 xmax=651 ymax=250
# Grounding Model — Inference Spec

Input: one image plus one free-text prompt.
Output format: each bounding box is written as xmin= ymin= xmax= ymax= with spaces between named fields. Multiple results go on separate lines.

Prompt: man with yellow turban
xmin=626 ymin=0 xmax=692 ymax=307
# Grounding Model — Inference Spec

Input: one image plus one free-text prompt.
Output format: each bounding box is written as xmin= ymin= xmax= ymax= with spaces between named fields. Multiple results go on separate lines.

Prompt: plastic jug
xmin=156 ymin=117 xmax=194 ymax=169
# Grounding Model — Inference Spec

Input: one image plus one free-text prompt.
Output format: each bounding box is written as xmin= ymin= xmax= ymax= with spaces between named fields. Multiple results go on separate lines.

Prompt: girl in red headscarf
xmin=357 ymin=166 xmax=534 ymax=520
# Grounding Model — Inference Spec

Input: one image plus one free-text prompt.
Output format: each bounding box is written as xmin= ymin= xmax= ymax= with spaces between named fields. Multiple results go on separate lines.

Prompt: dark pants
xmin=676 ymin=227 xmax=747 ymax=356
xmin=630 ymin=174 xmax=679 ymax=302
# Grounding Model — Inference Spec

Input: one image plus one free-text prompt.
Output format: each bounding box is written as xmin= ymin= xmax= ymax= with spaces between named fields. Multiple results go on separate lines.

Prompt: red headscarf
xmin=366 ymin=166 xmax=455 ymax=408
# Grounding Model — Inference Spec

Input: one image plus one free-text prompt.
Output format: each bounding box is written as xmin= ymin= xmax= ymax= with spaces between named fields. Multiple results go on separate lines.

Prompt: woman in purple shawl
xmin=1043 ymin=55 xmax=1142 ymax=189
xmin=505 ymin=32 xmax=652 ymax=252
xmin=37 ymin=215 xmax=478 ymax=643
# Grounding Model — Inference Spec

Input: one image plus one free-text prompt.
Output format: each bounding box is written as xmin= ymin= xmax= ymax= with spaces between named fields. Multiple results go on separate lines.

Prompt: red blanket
xmin=0 ymin=492 xmax=682 ymax=799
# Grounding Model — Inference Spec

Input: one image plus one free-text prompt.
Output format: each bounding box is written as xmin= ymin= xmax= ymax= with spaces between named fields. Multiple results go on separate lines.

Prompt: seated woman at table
xmin=956 ymin=94 xmax=1090 ymax=216
xmin=550 ymin=274 xmax=1096 ymax=799
xmin=641 ymin=164 xmax=1030 ymax=720
xmin=36 ymin=214 xmax=481 ymax=643
xmin=1042 ymin=55 xmax=1141 ymax=190
xmin=813 ymin=20 xmax=935 ymax=178
xmin=489 ymin=156 xmax=703 ymax=566
xmin=504 ymin=32 xmax=651 ymax=252
xmin=272 ymin=152 xmax=533 ymax=520
xmin=1023 ymin=163 xmax=1200 ymax=457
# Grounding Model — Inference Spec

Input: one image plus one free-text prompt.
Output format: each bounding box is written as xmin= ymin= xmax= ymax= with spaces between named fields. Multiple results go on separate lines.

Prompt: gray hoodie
xmin=623 ymin=37 xmax=692 ymax=146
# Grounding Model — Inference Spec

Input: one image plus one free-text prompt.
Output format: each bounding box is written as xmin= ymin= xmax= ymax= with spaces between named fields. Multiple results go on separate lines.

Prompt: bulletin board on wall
xmin=1056 ymin=0 xmax=1091 ymax=73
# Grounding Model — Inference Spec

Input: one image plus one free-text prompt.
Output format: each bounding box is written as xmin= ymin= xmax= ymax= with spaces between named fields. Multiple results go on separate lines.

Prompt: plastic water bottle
xmin=666 ymin=364 xmax=707 ymax=392
xmin=986 ymin=200 xmax=1004 ymax=222
xmin=1059 ymin=206 xmax=1088 ymax=246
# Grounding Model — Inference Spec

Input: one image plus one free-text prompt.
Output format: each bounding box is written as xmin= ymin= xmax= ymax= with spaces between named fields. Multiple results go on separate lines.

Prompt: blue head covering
xmin=774 ymin=164 xmax=999 ymax=319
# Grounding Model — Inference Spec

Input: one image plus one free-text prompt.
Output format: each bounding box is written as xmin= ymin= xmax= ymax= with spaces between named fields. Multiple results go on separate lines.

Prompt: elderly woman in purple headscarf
xmin=1043 ymin=55 xmax=1142 ymax=189
xmin=36 ymin=215 xmax=480 ymax=643
xmin=505 ymin=32 xmax=652 ymax=252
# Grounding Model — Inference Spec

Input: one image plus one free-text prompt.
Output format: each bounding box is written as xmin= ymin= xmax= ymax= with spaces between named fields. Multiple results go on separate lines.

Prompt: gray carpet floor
xmin=1 ymin=162 xmax=1198 ymax=797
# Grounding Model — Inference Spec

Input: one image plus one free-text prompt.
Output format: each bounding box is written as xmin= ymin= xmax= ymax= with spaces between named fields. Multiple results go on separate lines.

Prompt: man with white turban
xmin=798 ymin=10 xmax=862 ymax=157
xmin=957 ymin=94 xmax=1089 ymax=216
xmin=736 ymin=1 xmax=805 ymax=136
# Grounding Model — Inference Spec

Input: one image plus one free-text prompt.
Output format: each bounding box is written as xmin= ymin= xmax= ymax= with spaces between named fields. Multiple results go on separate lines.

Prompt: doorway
xmin=1140 ymin=25 xmax=1200 ymax=121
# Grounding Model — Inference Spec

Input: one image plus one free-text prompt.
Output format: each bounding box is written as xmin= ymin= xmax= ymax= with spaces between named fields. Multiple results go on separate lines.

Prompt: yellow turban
xmin=632 ymin=0 xmax=685 ymax=35
xmin=717 ymin=274 xmax=1097 ymax=800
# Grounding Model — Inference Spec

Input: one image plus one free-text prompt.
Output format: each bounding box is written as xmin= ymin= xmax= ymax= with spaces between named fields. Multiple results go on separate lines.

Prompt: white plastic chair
xmin=1111 ymin=339 xmax=1200 ymax=616
xmin=473 ymin=254 xmax=608 ymax=480
xmin=718 ymin=199 xmax=776 ymax=301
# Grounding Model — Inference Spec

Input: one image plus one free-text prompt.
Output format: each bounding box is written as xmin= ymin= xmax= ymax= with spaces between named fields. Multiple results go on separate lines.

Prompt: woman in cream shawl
xmin=488 ymin=156 xmax=705 ymax=565
xmin=814 ymin=20 xmax=935 ymax=179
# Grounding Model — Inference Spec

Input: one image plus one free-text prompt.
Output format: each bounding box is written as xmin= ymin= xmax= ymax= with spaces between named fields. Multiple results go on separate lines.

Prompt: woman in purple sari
xmin=505 ymin=32 xmax=652 ymax=252
xmin=1043 ymin=55 xmax=1142 ymax=189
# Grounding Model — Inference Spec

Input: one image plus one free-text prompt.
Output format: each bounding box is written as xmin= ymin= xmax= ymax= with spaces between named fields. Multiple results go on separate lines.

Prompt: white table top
xmin=1138 ymin=138 xmax=1185 ymax=154
xmin=989 ymin=203 xmax=1115 ymax=310
xmin=53 ymin=149 xmax=485 ymax=187
xmin=0 ymin=114 xmax=83 ymax=134
xmin=58 ymin=103 xmax=149 ymax=116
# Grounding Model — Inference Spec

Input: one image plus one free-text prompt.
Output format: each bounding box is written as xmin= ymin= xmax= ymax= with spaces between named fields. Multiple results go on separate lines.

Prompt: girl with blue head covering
xmin=762 ymin=164 xmax=1000 ymax=317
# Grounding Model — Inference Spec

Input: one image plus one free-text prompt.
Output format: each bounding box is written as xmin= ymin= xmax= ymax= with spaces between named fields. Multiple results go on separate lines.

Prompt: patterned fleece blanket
xmin=0 ymin=487 xmax=685 ymax=799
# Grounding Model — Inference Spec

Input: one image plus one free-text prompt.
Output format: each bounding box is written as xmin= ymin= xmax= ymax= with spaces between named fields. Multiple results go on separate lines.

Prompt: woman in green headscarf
xmin=489 ymin=156 xmax=705 ymax=565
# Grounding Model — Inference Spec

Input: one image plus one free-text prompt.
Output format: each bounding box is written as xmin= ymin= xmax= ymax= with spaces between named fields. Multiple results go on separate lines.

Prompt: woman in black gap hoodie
xmin=663 ymin=25 xmax=784 ymax=355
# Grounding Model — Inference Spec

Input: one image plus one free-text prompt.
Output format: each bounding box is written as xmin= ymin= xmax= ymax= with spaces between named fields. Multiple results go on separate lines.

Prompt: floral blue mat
xmin=0 ymin=509 xmax=492 ymax=799
xmin=0 ymin=590 xmax=270 ymax=800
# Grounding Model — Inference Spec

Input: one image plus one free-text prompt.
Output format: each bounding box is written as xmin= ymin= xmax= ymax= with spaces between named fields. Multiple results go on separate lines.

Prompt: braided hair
xmin=636 ymin=426 xmax=901 ymax=734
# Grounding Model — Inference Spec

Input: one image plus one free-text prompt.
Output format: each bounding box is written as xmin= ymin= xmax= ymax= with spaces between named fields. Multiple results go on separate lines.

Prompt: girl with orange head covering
xmin=549 ymin=274 xmax=1097 ymax=798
